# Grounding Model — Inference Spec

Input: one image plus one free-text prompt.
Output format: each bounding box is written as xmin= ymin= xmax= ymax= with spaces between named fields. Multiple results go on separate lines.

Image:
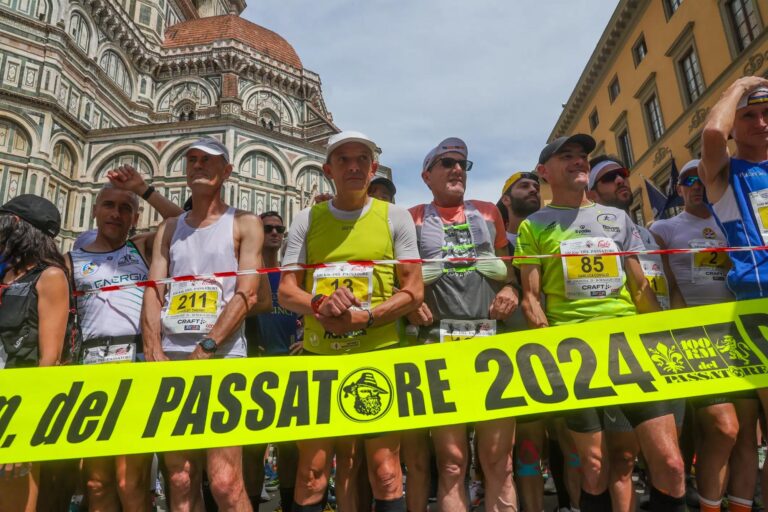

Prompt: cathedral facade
xmin=0 ymin=0 xmax=370 ymax=249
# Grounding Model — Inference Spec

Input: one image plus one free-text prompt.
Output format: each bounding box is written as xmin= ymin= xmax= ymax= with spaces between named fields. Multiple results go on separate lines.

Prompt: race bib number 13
xmin=312 ymin=265 xmax=373 ymax=308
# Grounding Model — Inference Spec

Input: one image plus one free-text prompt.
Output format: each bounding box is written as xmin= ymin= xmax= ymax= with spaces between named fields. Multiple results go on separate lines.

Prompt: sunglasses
xmin=264 ymin=225 xmax=286 ymax=234
xmin=434 ymin=157 xmax=473 ymax=172
xmin=680 ymin=175 xmax=701 ymax=187
xmin=597 ymin=169 xmax=629 ymax=185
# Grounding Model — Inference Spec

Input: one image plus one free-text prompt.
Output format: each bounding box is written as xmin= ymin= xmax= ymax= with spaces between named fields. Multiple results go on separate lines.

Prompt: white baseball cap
xmin=326 ymin=131 xmax=378 ymax=158
xmin=187 ymin=137 xmax=230 ymax=162
xmin=737 ymin=86 xmax=768 ymax=110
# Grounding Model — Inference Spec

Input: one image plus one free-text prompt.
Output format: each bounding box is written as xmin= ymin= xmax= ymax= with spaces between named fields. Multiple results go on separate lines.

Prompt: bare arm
xmin=247 ymin=272 xmax=272 ymax=316
xmin=625 ymin=255 xmax=661 ymax=314
xmin=140 ymin=218 xmax=175 ymax=362
xmin=520 ymin=264 xmax=548 ymax=328
xmin=701 ymin=76 xmax=768 ymax=202
xmin=189 ymin=212 xmax=264 ymax=357
xmin=36 ymin=267 xmax=70 ymax=367
xmin=651 ymin=232 xmax=687 ymax=309
xmin=278 ymin=269 xmax=312 ymax=316
xmin=489 ymin=246 xmax=519 ymax=320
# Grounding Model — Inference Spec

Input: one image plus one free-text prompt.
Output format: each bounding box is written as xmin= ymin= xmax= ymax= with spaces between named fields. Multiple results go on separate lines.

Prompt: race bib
xmin=560 ymin=237 xmax=623 ymax=300
xmin=439 ymin=319 xmax=497 ymax=343
xmin=162 ymin=279 xmax=222 ymax=335
xmin=749 ymin=189 xmax=768 ymax=244
xmin=312 ymin=265 xmax=373 ymax=308
xmin=690 ymin=239 xmax=729 ymax=284
xmin=82 ymin=343 xmax=136 ymax=365
xmin=640 ymin=256 xmax=669 ymax=310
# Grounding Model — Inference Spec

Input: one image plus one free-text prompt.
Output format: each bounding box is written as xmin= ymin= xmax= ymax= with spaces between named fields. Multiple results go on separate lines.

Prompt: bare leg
xmin=294 ymin=439 xmax=334 ymax=507
xmin=163 ymin=450 xmax=205 ymax=512
xmin=432 ymin=424 xmax=469 ymax=511
xmin=476 ymin=418 xmax=517 ymax=512
xmin=605 ymin=430 xmax=638 ymax=512
xmin=401 ymin=429 xmax=430 ymax=512
xmin=206 ymin=446 xmax=252 ymax=512
xmin=85 ymin=457 xmax=121 ymax=512
xmin=116 ymin=454 xmax=153 ymax=512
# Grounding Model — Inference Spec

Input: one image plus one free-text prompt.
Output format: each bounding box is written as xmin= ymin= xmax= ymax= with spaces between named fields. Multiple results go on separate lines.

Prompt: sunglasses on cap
xmin=680 ymin=175 xmax=701 ymax=187
xmin=433 ymin=157 xmax=473 ymax=172
xmin=597 ymin=168 xmax=629 ymax=185
xmin=264 ymin=225 xmax=286 ymax=234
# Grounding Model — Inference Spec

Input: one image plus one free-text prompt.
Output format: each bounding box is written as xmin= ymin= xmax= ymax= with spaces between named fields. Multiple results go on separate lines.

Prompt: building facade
xmin=549 ymin=0 xmax=767 ymax=225
xmin=0 ymin=0 xmax=388 ymax=249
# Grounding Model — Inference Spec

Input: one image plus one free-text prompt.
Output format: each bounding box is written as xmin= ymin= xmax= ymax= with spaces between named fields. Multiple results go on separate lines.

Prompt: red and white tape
xmin=40 ymin=244 xmax=766 ymax=296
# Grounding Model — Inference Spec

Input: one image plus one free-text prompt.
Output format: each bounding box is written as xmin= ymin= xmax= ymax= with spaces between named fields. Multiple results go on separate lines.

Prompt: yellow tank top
xmin=303 ymin=198 xmax=399 ymax=354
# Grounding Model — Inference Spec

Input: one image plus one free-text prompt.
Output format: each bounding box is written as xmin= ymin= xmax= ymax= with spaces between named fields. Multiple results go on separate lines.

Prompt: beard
xmin=511 ymin=196 xmax=541 ymax=217
xmin=354 ymin=395 xmax=383 ymax=416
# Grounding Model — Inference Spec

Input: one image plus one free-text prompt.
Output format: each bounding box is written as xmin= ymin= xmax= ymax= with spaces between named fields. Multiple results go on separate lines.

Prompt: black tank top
xmin=0 ymin=266 xmax=44 ymax=368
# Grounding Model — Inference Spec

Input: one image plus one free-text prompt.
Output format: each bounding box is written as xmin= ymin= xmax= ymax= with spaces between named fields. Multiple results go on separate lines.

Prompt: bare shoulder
xmin=234 ymin=209 xmax=263 ymax=230
xmin=38 ymin=265 xmax=68 ymax=289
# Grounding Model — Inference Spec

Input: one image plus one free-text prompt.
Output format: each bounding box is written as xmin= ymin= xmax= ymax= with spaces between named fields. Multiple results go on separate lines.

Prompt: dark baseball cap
xmin=0 ymin=194 xmax=61 ymax=237
xmin=369 ymin=177 xmax=397 ymax=197
xmin=538 ymin=134 xmax=596 ymax=164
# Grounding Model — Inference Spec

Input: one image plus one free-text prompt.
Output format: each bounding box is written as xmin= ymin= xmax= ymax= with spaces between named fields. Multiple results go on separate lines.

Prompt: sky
xmin=243 ymin=0 xmax=619 ymax=208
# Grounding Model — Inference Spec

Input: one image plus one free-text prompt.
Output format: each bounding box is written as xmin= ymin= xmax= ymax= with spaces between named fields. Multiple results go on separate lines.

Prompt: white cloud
xmin=245 ymin=0 xmax=618 ymax=207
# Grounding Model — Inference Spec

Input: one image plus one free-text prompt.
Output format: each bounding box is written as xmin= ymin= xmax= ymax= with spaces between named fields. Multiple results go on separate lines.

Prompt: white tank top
xmin=650 ymin=211 xmax=734 ymax=306
xmin=70 ymin=241 xmax=148 ymax=339
xmin=161 ymin=207 xmax=246 ymax=357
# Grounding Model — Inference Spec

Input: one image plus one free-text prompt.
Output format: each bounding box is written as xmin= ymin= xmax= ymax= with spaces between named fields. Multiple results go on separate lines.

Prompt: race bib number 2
xmin=163 ymin=279 xmax=222 ymax=335
xmin=690 ymin=239 xmax=729 ymax=284
xmin=560 ymin=237 xmax=623 ymax=300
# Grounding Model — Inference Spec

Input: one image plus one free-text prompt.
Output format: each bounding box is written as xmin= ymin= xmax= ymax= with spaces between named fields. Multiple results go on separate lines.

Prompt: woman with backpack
xmin=0 ymin=194 xmax=71 ymax=511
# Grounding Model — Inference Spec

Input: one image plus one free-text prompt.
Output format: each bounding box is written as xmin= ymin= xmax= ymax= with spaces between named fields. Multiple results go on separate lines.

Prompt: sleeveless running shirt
xmin=71 ymin=241 xmax=148 ymax=339
xmin=711 ymin=158 xmax=768 ymax=299
xmin=161 ymin=208 xmax=246 ymax=357
xmin=303 ymin=198 xmax=399 ymax=354
xmin=636 ymin=225 xmax=671 ymax=310
xmin=650 ymin=211 xmax=733 ymax=306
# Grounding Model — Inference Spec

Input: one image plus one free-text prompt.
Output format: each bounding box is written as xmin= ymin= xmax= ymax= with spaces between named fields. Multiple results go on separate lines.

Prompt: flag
xmin=644 ymin=178 xmax=669 ymax=220
xmin=664 ymin=158 xmax=684 ymax=210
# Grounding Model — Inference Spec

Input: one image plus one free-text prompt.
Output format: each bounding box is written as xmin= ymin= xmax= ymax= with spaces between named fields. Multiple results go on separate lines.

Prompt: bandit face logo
xmin=338 ymin=368 xmax=393 ymax=422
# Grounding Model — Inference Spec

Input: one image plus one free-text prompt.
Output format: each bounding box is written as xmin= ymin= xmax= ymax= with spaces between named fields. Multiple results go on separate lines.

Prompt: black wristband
xmin=365 ymin=308 xmax=375 ymax=328
xmin=141 ymin=185 xmax=155 ymax=200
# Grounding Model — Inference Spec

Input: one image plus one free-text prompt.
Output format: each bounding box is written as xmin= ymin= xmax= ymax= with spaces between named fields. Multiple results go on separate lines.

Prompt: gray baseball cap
xmin=538 ymin=134 xmax=596 ymax=165
xmin=187 ymin=137 xmax=230 ymax=163
xmin=423 ymin=137 xmax=468 ymax=171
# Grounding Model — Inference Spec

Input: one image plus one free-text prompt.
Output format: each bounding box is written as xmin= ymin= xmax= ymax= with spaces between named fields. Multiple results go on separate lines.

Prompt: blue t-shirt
xmin=711 ymin=158 xmax=768 ymax=299
xmin=245 ymin=272 xmax=300 ymax=356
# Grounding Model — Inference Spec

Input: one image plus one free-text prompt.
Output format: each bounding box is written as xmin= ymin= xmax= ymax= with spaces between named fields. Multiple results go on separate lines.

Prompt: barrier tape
xmin=2 ymin=298 xmax=768 ymax=462
xmin=5 ymin=244 xmax=764 ymax=297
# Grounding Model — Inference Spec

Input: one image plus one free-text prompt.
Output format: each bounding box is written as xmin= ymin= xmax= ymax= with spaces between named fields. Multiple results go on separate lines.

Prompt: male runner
xmin=651 ymin=158 xmax=756 ymax=512
xmin=278 ymin=130 xmax=423 ymax=512
xmin=699 ymin=76 xmax=768 ymax=510
xmin=141 ymin=136 xmax=267 ymax=511
xmin=586 ymin=155 xmax=686 ymax=511
xmin=243 ymin=210 xmax=301 ymax=511
xmin=68 ymin=165 xmax=182 ymax=511
xmin=368 ymin=176 xmax=397 ymax=203
xmin=408 ymin=137 xmax=519 ymax=512
xmin=515 ymin=134 xmax=686 ymax=512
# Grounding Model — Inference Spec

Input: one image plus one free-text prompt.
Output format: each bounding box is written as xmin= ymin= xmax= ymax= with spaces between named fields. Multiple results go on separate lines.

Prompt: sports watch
xmin=199 ymin=337 xmax=217 ymax=353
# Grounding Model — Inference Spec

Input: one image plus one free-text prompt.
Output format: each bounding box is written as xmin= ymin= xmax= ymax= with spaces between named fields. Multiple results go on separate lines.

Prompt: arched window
xmin=167 ymin=148 xmax=188 ymax=177
xmin=97 ymin=153 xmax=152 ymax=180
xmin=175 ymin=101 xmax=196 ymax=121
xmin=99 ymin=51 xmax=132 ymax=96
xmin=52 ymin=142 xmax=75 ymax=177
xmin=0 ymin=119 xmax=31 ymax=156
xmin=239 ymin=152 xmax=285 ymax=185
xmin=78 ymin=195 xmax=88 ymax=228
xmin=28 ymin=173 xmax=37 ymax=194
xmin=69 ymin=13 xmax=90 ymax=51
xmin=297 ymin=167 xmax=334 ymax=208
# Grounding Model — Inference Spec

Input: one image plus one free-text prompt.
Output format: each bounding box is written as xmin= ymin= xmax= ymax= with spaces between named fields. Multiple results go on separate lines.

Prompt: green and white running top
xmin=514 ymin=202 xmax=644 ymax=325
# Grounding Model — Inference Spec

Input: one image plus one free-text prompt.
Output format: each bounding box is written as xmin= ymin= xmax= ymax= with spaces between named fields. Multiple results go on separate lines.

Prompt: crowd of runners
xmin=1 ymin=76 xmax=768 ymax=512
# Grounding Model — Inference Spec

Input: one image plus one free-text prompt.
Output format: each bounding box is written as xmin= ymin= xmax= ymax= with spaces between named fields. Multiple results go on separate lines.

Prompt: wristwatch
xmin=199 ymin=337 xmax=217 ymax=354
xmin=311 ymin=294 xmax=327 ymax=314
xmin=141 ymin=185 xmax=156 ymax=200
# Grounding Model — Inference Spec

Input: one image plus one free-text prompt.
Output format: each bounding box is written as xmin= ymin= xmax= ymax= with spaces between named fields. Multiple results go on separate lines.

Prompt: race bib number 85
xmin=560 ymin=237 xmax=623 ymax=300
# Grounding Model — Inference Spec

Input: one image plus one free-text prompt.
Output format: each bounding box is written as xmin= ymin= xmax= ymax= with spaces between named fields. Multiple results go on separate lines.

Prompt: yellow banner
xmin=3 ymin=299 xmax=768 ymax=463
